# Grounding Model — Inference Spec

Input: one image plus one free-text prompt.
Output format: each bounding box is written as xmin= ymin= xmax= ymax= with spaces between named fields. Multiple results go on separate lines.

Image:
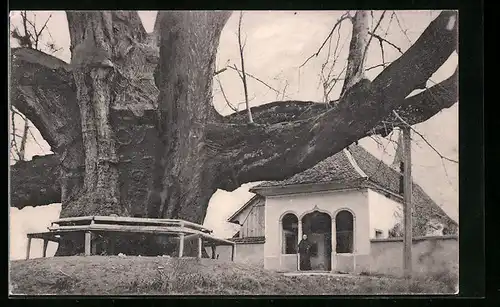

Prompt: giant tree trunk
xmin=55 ymin=11 xmax=230 ymax=256
xmin=9 ymin=11 xmax=458 ymax=257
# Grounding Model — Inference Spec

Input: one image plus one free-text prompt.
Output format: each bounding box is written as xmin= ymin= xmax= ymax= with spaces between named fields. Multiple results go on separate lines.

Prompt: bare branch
xmin=26 ymin=123 xmax=47 ymax=153
xmin=36 ymin=14 xmax=52 ymax=38
xmin=299 ymin=12 xmax=351 ymax=68
xmin=392 ymin=110 xmax=458 ymax=164
xmin=237 ymin=11 xmax=252 ymax=123
xmin=10 ymin=107 xmax=21 ymax=161
xmin=359 ymin=11 xmax=386 ymax=71
xmin=216 ymin=76 xmax=238 ymax=112
xmin=393 ymin=11 xmax=412 ymax=43
xmin=19 ymin=118 xmax=30 ymax=161
xmin=366 ymin=62 xmax=392 ymax=71
xmin=281 ymin=81 xmax=289 ymax=101
xmin=227 ymin=66 xmax=281 ymax=96
xmin=368 ymin=31 xmax=404 ymax=54
xmin=214 ymin=67 xmax=227 ymax=76
xmin=10 ymin=106 xmax=27 ymax=119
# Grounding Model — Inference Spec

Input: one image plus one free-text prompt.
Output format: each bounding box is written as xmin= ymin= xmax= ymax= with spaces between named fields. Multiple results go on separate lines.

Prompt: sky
xmin=9 ymin=10 xmax=458 ymax=260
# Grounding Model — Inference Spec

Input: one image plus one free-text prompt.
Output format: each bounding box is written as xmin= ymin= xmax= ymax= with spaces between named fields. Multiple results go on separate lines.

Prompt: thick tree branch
xmin=210 ymin=11 xmax=458 ymax=191
xmin=10 ymin=154 xmax=61 ymax=209
xmin=10 ymin=47 xmax=82 ymax=152
xmin=221 ymin=67 xmax=456 ymax=131
xmin=10 ymin=47 xmax=86 ymax=209
xmin=369 ymin=68 xmax=458 ymax=137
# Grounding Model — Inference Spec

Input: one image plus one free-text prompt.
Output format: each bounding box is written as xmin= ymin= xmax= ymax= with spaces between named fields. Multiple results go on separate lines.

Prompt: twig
xmin=370 ymin=129 xmax=396 ymax=177
xmin=323 ymin=26 xmax=351 ymax=99
xmin=360 ymin=11 xmax=386 ymax=69
xmin=440 ymin=157 xmax=458 ymax=192
xmin=10 ymin=108 xmax=21 ymax=161
xmin=10 ymin=107 xmax=27 ymax=119
xmin=393 ymin=12 xmax=412 ymax=43
xmin=378 ymin=39 xmax=385 ymax=69
xmin=236 ymin=11 xmax=252 ymax=123
xmin=368 ymin=31 xmax=404 ymax=54
xmin=281 ymin=81 xmax=289 ymax=101
xmin=19 ymin=118 xmax=29 ymax=161
xmin=299 ymin=12 xmax=351 ymax=68
xmin=392 ymin=110 xmax=458 ymax=164
xmin=326 ymin=64 xmax=348 ymax=98
xmin=226 ymin=66 xmax=282 ymax=96
xmin=319 ymin=20 xmax=346 ymax=103
xmin=214 ymin=67 xmax=227 ymax=76
xmin=366 ymin=62 xmax=392 ymax=71
xmin=27 ymin=123 xmax=46 ymax=152
xmin=216 ymin=76 xmax=238 ymax=112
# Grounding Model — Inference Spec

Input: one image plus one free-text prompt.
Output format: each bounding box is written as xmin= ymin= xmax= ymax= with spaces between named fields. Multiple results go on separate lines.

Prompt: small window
xmin=375 ymin=229 xmax=383 ymax=238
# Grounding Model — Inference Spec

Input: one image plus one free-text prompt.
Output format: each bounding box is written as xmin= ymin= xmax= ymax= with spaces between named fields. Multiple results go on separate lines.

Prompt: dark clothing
xmin=298 ymin=239 xmax=312 ymax=271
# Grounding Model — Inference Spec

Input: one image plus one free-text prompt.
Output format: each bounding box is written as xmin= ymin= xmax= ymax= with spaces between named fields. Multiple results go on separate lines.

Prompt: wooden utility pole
xmin=402 ymin=126 xmax=413 ymax=278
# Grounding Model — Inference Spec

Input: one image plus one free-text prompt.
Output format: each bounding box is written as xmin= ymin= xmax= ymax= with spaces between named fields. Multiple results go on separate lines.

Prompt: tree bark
xmin=9 ymin=11 xmax=457 ymax=256
xmin=10 ymin=154 xmax=61 ymax=208
xmin=62 ymin=11 xmax=160 ymax=218
xmin=154 ymin=11 xmax=231 ymax=223
xmin=10 ymin=47 xmax=85 ymax=211
xmin=341 ymin=11 xmax=370 ymax=95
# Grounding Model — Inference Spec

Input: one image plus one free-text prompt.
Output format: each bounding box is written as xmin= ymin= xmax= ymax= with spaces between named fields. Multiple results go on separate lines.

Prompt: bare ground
xmin=9 ymin=256 xmax=457 ymax=295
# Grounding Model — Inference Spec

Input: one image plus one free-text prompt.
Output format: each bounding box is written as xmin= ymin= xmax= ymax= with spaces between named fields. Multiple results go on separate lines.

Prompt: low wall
xmin=365 ymin=235 xmax=459 ymax=277
xmin=206 ymin=240 xmax=264 ymax=268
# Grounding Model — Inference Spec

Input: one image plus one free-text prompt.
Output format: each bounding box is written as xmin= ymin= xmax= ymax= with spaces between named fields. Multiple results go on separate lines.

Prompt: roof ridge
xmin=344 ymin=147 xmax=368 ymax=178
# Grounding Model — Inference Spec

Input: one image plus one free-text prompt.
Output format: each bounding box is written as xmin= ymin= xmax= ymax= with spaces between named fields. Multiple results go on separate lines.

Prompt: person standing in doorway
xmin=298 ymin=234 xmax=312 ymax=271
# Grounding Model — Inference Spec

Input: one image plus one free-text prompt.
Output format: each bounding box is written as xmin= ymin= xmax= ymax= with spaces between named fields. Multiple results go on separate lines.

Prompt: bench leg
xmin=231 ymin=245 xmax=235 ymax=262
xmin=85 ymin=231 xmax=92 ymax=256
xmin=25 ymin=237 xmax=32 ymax=260
xmin=91 ymin=238 xmax=97 ymax=255
xmin=42 ymin=239 xmax=49 ymax=258
xmin=109 ymin=234 xmax=116 ymax=255
xmin=197 ymin=236 xmax=202 ymax=258
xmin=211 ymin=245 xmax=216 ymax=259
xmin=178 ymin=234 xmax=184 ymax=258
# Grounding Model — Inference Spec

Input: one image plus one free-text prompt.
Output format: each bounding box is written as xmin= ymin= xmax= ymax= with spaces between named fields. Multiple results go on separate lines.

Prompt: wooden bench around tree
xmin=25 ymin=216 xmax=236 ymax=261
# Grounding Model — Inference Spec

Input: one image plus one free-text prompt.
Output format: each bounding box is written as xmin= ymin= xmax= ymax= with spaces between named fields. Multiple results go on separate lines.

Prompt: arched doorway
xmin=301 ymin=211 xmax=332 ymax=271
xmin=335 ymin=210 xmax=354 ymax=254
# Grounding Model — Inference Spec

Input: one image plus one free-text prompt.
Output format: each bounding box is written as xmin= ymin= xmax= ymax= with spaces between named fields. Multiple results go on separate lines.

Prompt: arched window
xmin=336 ymin=210 xmax=354 ymax=253
xmin=281 ymin=213 xmax=298 ymax=254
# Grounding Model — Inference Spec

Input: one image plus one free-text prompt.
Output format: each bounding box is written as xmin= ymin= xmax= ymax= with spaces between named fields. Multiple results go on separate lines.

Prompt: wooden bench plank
xmin=51 ymin=216 xmax=212 ymax=233
xmin=49 ymin=224 xmax=198 ymax=235
xmin=93 ymin=216 xmax=212 ymax=233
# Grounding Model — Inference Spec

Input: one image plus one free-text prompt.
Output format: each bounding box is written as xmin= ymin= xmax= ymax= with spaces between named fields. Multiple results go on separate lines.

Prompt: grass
xmin=9 ymin=256 xmax=457 ymax=295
